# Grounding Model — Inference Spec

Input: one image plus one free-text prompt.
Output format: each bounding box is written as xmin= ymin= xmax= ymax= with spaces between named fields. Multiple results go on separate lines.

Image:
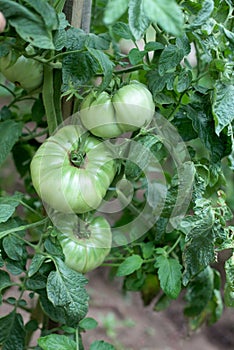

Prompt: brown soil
xmin=82 ymin=267 xmax=234 ymax=350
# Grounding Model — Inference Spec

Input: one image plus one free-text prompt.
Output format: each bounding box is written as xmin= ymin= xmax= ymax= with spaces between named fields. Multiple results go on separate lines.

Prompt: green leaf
xmin=104 ymin=0 xmax=129 ymax=25
xmin=0 ymin=120 xmax=22 ymax=167
xmin=3 ymin=234 xmax=27 ymax=261
xmin=23 ymin=0 xmax=59 ymax=30
xmin=189 ymin=0 xmax=214 ymax=29
xmin=159 ymin=44 xmax=184 ymax=75
xmin=155 ymin=255 xmax=182 ymax=299
xmin=39 ymin=289 xmax=67 ymax=324
xmin=143 ymin=0 xmax=184 ymax=36
xmin=0 ymin=193 xmax=23 ymax=223
xmin=182 ymin=206 xmax=216 ymax=285
xmin=0 ymin=311 xmax=25 ymax=350
xmin=79 ymin=317 xmax=98 ymax=330
xmin=180 ymin=96 xmax=232 ymax=162
xmin=141 ymin=242 xmax=154 ymax=259
xmin=90 ymin=340 xmax=116 ymax=350
xmin=147 ymin=70 xmax=175 ymax=93
xmin=224 ymin=254 xmax=234 ymax=307
xmin=116 ymin=255 xmax=143 ymax=276
xmin=176 ymin=69 xmax=192 ymax=93
xmin=184 ymin=267 xmax=214 ymax=316
xmin=62 ymin=51 xmax=98 ymax=91
xmin=46 ymin=258 xmax=89 ymax=327
xmin=212 ymin=82 xmax=234 ymax=135
xmin=87 ymin=48 xmax=114 ymax=91
xmin=112 ymin=22 xmax=134 ymax=40
xmin=0 ymin=0 xmax=57 ymax=49
xmin=87 ymin=33 xmax=111 ymax=50
xmin=144 ymin=41 xmax=164 ymax=51
xmin=0 ymin=270 xmax=14 ymax=303
xmin=153 ymin=92 xmax=175 ymax=104
xmin=129 ymin=0 xmax=151 ymax=40
xmin=128 ymin=48 xmax=145 ymax=65
xmin=28 ymin=254 xmax=47 ymax=277
xmin=38 ymin=334 xmax=76 ymax=350
xmin=12 ymin=143 xmax=35 ymax=177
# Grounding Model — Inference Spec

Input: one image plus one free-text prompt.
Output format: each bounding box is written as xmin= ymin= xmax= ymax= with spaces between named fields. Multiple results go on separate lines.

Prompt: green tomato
xmin=30 ymin=125 xmax=116 ymax=214
xmin=0 ymin=53 xmax=43 ymax=91
xmin=80 ymin=81 xmax=155 ymax=138
xmin=55 ymin=213 xmax=112 ymax=273
xmin=80 ymin=91 xmax=123 ymax=138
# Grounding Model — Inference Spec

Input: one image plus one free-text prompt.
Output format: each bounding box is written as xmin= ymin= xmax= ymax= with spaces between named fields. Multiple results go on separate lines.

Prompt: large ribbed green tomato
xmin=0 ymin=53 xmax=43 ymax=91
xmin=55 ymin=213 xmax=112 ymax=273
xmin=80 ymin=81 xmax=155 ymax=138
xmin=30 ymin=125 xmax=116 ymax=214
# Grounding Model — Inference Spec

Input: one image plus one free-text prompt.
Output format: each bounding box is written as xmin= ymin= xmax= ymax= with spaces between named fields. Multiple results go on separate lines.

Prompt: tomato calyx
xmin=70 ymin=149 xmax=85 ymax=167
xmin=74 ymin=220 xmax=91 ymax=239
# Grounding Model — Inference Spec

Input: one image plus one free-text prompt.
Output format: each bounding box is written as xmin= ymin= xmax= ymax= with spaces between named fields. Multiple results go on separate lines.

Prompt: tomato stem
xmin=70 ymin=150 xmax=85 ymax=167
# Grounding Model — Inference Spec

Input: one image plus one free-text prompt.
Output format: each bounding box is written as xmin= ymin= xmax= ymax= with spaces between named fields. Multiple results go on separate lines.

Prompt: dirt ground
xmin=82 ymin=267 xmax=234 ymax=350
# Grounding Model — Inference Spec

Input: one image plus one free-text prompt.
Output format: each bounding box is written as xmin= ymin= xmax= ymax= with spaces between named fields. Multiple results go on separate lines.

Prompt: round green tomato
xmin=112 ymin=82 xmax=155 ymax=132
xmin=80 ymin=91 xmax=122 ymax=138
xmin=80 ymin=81 xmax=155 ymax=138
xmin=0 ymin=53 xmax=43 ymax=91
xmin=56 ymin=214 xmax=112 ymax=273
xmin=30 ymin=125 xmax=116 ymax=214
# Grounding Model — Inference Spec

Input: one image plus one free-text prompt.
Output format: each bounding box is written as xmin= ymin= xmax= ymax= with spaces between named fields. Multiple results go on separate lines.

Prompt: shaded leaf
xmin=189 ymin=0 xmax=214 ymax=29
xmin=184 ymin=267 xmax=214 ymax=316
xmin=87 ymin=48 xmax=114 ymax=91
xmin=104 ymin=0 xmax=129 ymax=25
xmin=224 ymin=254 xmax=234 ymax=307
xmin=159 ymin=44 xmax=184 ymax=75
xmin=0 ymin=311 xmax=25 ymax=350
xmin=47 ymin=258 xmax=89 ymax=327
xmin=0 ymin=120 xmax=22 ymax=167
xmin=129 ymin=0 xmax=151 ymax=40
xmin=0 ymin=192 xmax=23 ymax=223
xmin=143 ymin=0 xmax=183 ymax=36
xmin=212 ymin=82 xmax=234 ymax=135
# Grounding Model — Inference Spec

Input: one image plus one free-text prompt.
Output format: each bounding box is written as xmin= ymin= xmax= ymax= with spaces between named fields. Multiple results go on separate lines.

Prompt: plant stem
xmin=167 ymin=234 xmax=181 ymax=255
xmin=114 ymin=64 xmax=144 ymax=75
xmin=20 ymin=128 xmax=48 ymax=142
xmin=0 ymin=218 xmax=48 ymax=240
xmin=42 ymin=64 xmax=58 ymax=135
xmin=76 ymin=328 xmax=80 ymax=350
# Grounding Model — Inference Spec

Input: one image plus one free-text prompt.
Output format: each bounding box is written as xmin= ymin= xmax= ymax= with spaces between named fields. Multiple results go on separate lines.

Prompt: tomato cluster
xmin=30 ymin=82 xmax=155 ymax=273
xmin=80 ymin=81 xmax=155 ymax=138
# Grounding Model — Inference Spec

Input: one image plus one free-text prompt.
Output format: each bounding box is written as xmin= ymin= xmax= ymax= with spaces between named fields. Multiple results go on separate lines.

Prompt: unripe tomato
xmin=80 ymin=91 xmax=123 ymax=138
xmin=80 ymin=81 xmax=155 ymax=138
xmin=55 ymin=213 xmax=112 ymax=273
xmin=30 ymin=125 xmax=116 ymax=214
xmin=0 ymin=11 xmax=6 ymax=33
xmin=0 ymin=53 xmax=43 ymax=91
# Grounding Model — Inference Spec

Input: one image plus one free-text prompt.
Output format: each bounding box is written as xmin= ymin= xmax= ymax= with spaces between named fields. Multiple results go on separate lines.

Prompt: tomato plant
xmin=80 ymin=81 xmax=155 ymax=138
xmin=0 ymin=0 xmax=234 ymax=350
